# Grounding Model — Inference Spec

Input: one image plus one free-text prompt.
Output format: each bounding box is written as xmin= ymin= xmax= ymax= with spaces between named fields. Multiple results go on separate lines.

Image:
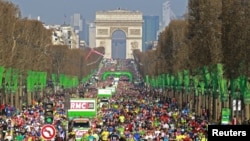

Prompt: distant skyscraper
xmin=160 ymin=0 xmax=176 ymax=31
xmin=70 ymin=13 xmax=82 ymax=30
xmin=142 ymin=15 xmax=159 ymax=52
xmin=70 ymin=13 xmax=90 ymax=44
xmin=83 ymin=20 xmax=89 ymax=46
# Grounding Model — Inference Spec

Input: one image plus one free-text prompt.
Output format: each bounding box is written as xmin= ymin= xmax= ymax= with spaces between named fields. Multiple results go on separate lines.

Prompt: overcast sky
xmin=10 ymin=0 xmax=188 ymax=25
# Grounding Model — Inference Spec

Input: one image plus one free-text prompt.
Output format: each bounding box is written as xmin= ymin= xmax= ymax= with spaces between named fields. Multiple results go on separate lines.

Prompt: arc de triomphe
xmin=95 ymin=9 xmax=143 ymax=59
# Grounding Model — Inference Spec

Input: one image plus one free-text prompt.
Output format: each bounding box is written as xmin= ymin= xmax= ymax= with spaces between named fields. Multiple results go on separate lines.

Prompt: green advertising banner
xmin=221 ymin=108 xmax=231 ymax=125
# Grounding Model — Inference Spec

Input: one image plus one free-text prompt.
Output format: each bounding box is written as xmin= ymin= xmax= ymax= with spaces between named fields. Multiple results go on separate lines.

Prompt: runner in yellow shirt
xmin=119 ymin=115 xmax=125 ymax=123
xmin=101 ymin=128 xmax=110 ymax=141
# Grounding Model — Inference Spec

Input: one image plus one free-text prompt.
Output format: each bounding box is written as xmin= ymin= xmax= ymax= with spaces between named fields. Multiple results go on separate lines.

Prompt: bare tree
xmin=48 ymin=45 xmax=68 ymax=77
xmin=221 ymin=0 xmax=248 ymax=78
xmin=0 ymin=0 xmax=19 ymax=66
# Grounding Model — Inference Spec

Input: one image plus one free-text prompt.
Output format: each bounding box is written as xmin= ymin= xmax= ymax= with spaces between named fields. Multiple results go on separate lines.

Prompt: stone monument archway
xmin=95 ymin=9 xmax=143 ymax=59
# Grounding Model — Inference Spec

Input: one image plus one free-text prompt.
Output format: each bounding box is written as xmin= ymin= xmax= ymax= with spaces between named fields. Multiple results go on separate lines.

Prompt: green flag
xmin=220 ymin=78 xmax=229 ymax=102
xmin=5 ymin=68 xmax=12 ymax=93
xmin=199 ymin=81 xmax=205 ymax=95
xmin=40 ymin=72 xmax=47 ymax=89
xmin=161 ymin=74 xmax=166 ymax=88
xmin=34 ymin=71 xmax=40 ymax=86
xmin=5 ymin=68 xmax=12 ymax=85
xmin=203 ymin=66 xmax=211 ymax=88
xmin=217 ymin=63 xmax=224 ymax=79
xmin=183 ymin=70 xmax=190 ymax=91
xmin=193 ymin=76 xmax=199 ymax=96
xmin=59 ymin=74 xmax=65 ymax=87
xmin=177 ymin=72 xmax=183 ymax=90
xmin=211 ymin=71 xmax=218 ymax=94
xmin=244 ymin=82 xmax=250 ymax=104
xmin=152 ymin=77 xmax=156 ymax=88
xmin=52 ymin=74 xmax=57 ymax=86
xmin=81 ymin=76 xmax=87 ymax=83
xmin=170 ymin=75 xmax=175 ymax=88
xmin=64 ymin=75 xmax=69 ymax=88
xmin=156 ymin=75 xmax=160 ymax=88
xmin=73 ymin=76 xmax=79 ymax=87
xmin=230 ymin=78 xmax=237 ymax=99
xmin=166 ymin=74 xmax=170 ymax=87
xmin=239 ymin=75 xmax=247 ymax=96
xmin=12 ymin=69 xmax=19 ymax=93
xmin=27 ymin=71 xmax=35 ymax=92
xmin=0 ymin=66 xmax=5 ymax=88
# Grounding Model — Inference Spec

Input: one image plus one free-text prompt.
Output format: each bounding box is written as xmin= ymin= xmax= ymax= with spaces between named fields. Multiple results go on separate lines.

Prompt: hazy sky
xmin=10 ymin=0 xmax=188 ymax=25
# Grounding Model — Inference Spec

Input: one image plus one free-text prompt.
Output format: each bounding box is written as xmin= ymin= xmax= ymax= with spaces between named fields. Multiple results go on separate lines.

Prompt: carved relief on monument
xmin=131 ymin=41 xmax=139 ymax=49
xmin=110 ymin=27 xmax=128 ymax=36
xmin=97 ymin=29 xmax=109 ymax=35
xmin=100 ymin=41 xmax=106 ymax=47
xmin=129 ymin=29 xmax=141 ymax=35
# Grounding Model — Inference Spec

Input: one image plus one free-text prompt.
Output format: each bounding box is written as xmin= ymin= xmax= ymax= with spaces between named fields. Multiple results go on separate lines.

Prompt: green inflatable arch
xmin=102 ymin=71 xmax=133 ymax=82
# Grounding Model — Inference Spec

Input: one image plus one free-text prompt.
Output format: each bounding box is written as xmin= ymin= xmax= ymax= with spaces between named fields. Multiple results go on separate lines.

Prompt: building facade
xmin=44 ymin=24 xmax=80 ymax=49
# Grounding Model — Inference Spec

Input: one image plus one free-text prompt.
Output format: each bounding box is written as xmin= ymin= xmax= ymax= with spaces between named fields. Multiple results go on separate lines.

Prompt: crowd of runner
xmin=77 ymin=78 xmax=209 ymax=141
xmin=0 ymin=93 xmax=68 ymax=141
xmin=0 ymin=59 xmax=212 ymax=141
xmin=70 ymin=59 xmax=210 ymax=141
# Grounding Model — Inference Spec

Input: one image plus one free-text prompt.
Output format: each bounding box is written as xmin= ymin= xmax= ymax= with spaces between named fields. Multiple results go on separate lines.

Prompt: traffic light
xmin=44 ymin=102 xmax=54 ymax=124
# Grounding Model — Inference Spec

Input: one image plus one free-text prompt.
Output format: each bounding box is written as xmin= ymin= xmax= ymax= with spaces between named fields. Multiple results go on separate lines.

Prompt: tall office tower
xmin=160 ymin=0 xmax=176 ymax=32
xmin=83 ymin=20 xmax=90 ymax=46
xmin=70 ymin=13 xmax=85 ymax=42
xmin=88 ymin=22 xmax=96 ymax=48
xmin=70 ymin=13 xmax=83 ymax=30
xmin=142 ymin=15 xmax=159 ymax=52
